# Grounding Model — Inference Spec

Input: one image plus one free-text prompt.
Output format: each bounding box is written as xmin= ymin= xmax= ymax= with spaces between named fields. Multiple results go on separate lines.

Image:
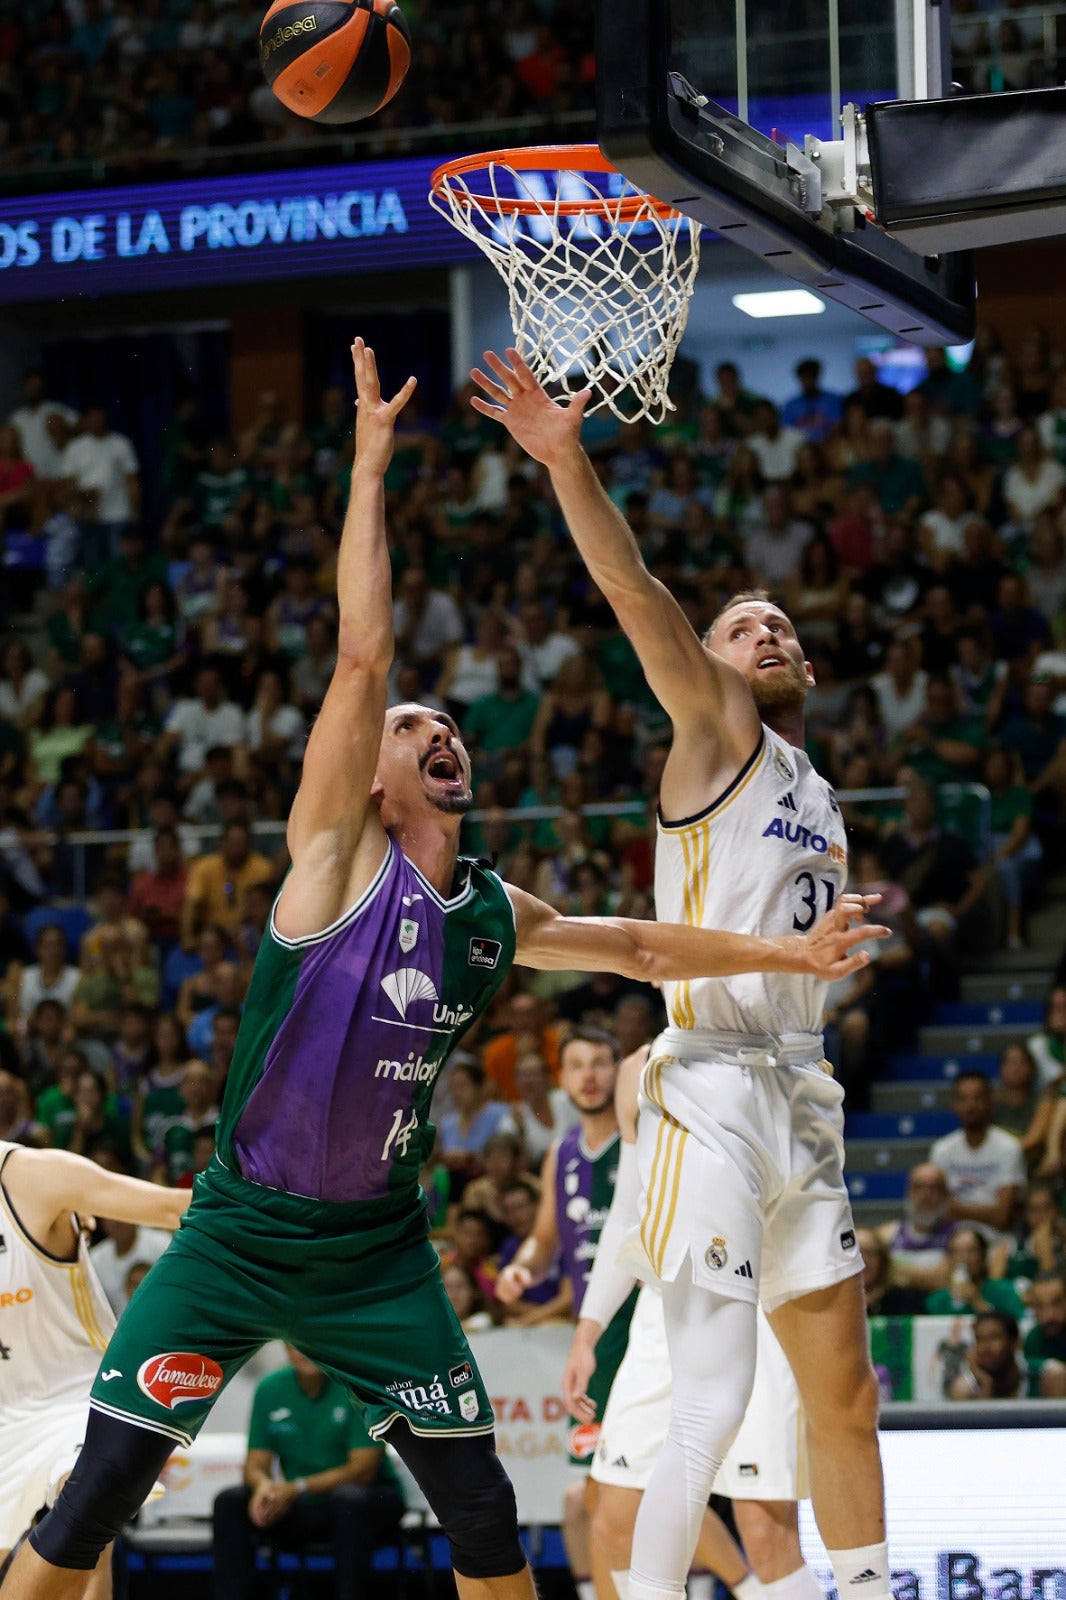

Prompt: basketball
xmin=259 ymin=0 xmax=411 ymax=124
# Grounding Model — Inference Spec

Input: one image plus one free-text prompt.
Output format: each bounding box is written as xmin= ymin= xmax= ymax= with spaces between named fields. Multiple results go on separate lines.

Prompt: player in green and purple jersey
xmin=6 ymin=344 xmax=884 ymax=1600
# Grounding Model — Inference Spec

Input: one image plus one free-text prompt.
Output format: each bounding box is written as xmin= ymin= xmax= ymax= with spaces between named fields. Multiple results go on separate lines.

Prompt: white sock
xmin=613 ymin=1572 xmax=630 ymax=1600
xmin=578 ymin=1582 xmax=596 ymax=1600
xmin=764 ymin=1565 xmax=825 ymax=1600
xmin=826 ymin=1543 xmax=890 ymax=1600
xmin=689 ymin=1576 xmax=716 ymax=1600
xmin=732 ymin=1574 xmax=767 ymax=1600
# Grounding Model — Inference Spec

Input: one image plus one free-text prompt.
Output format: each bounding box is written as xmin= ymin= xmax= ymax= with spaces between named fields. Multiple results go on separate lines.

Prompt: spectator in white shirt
xmin=918 ymin=473 xmax=974 ymax=570
xmin=0 ymin=641 xmax=50 ymax=732
xmin=517 ymin=600 xmax=581 ymax=690
xmin=508 ymin=1050 xmax=579 ymax=1170
xmin=870 ymin=636 xmax=930 ymax=740
xmin=743 ymin=485 xmax=815 ymax=588
xmin=392 ymin=566 xmax=463 ymax=676
xmin=58 ymin=404 xmax=141 ymax=566
xmin=246 ymin=670 xmax=307 ymax=766
xmin=1003 ymin=426 xmax=1066 ymax=530
xmin=7 ymin=371 xmax=78 ymax=480
xmin=746 ymin=399 xmax=805 ymax=482
xmin=158 ymin=663 xmax=247 ymax=782
xmin=930 ymin=1070 xmax=1027 ymax=1242
xmin=90 ymin=1215 xmax=171 ymax=1315
xmin=3 ymin=922 xmax=80 ymax=1033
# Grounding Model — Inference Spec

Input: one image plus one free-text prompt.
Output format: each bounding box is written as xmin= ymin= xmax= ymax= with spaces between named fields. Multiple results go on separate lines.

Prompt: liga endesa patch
xmin=136 ymin=1352 xmax=224 ymax=1409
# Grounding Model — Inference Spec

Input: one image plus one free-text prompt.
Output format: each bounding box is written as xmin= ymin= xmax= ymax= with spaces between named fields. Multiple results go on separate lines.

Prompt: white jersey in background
xmin=0 ymin=1142 xmax=116 ymax=1550
xmin=655 ymin=727 xmax=847 ymax=1039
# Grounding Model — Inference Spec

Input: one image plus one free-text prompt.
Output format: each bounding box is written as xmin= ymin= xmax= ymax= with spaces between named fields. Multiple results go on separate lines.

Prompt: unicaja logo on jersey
xmin=380 ymin=968 xmax=439 ymax=1019
xmin=137 ymin=1352 xmax=224 ymax=1409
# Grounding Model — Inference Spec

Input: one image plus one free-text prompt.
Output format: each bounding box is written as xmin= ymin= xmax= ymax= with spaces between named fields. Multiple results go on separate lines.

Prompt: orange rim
xmin=429 ymin=144 xmax=683 ymax=220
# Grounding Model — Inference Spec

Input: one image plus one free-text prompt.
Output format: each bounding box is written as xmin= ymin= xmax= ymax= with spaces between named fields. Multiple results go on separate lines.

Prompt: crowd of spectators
xmin=0 ymin=1 xmax=1054 ymax=181
xmin=1 ymin=320 xmax=1066 ymax=1403
xmin=0 ymin=0 xmax=597 ymax=181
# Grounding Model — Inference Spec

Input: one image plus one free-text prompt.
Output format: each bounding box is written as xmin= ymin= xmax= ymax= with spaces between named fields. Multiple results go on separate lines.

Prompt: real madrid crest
xmin=773 ymin=748 xmax=794 ymax=784
xmin=705 ymin=1236 xmax=728 ymax=1271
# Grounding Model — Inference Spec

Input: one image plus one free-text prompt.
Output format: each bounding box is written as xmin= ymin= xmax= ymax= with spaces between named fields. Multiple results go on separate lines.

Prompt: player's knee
xmin=808 ymin=1360 xmax=880 ymax=1440
xmin=30 ymin=1412 xmax=172 ymax=1573
xmin=591 ymin=1487 xmax=636 ymax=1567
xmin=30 ymin=1459 xmax=154 ymax=1572
xmin=564 ymin=1480 xmax=587 ymax=1524
xmin=733 ymin=1501 xmax=801 ymax=1581
xmin=393 ymin=1432 xmax=525 ymax=1579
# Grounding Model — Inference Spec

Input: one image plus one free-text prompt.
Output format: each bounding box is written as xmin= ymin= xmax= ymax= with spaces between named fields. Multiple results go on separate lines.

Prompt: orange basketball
xmin=259 ymin=0 xmax=411 ymax=124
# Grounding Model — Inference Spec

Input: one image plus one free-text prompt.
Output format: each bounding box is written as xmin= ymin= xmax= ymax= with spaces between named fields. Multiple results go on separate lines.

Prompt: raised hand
xmin=797 ymin=892 xmax=891 ymax=980
xmin=352 ymin=337 xmax=417 ymax=477
xmin=470 ymin=347 xmax=590 ymax=468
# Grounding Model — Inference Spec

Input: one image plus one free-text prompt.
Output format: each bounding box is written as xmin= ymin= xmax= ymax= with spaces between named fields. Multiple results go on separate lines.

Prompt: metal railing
xmin=8 ymin=783 xmax=991 ymax=905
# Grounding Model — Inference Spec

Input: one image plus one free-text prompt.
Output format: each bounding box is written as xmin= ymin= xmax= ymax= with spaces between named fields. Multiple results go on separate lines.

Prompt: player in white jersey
xmin=0 ymin=1141 xmax=188 ymax=1595
xmin=471 ymin=349 xmax=893 ymax=1600
xmin=564 ymin=1049 xmax=821 ymax=1600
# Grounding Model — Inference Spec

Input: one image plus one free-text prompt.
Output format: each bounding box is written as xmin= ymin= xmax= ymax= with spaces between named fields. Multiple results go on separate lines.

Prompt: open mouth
xmin=423 ymin=750 xmax=463 ymax=784
xmin=757 ymin=655 xmax=786 ymax=671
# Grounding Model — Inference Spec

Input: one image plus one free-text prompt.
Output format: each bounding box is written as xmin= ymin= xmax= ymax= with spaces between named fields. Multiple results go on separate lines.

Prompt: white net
xmin=429 ymin=153 xmax=701 ymax=424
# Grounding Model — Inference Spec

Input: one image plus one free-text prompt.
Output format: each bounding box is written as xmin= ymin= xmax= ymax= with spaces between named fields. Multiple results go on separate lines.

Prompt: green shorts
xmin=567 ymin=1291 xmax=638 ymax=1471
xmin=90 ymin=1159 xmax=494 ymax=1449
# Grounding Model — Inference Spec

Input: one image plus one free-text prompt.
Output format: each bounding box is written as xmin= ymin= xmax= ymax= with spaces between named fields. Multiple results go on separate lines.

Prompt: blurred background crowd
xmin=1 ymin=312 xmax=1066 ymax=1397
xmin=0 ymin=0 xmax=1060 ymax=184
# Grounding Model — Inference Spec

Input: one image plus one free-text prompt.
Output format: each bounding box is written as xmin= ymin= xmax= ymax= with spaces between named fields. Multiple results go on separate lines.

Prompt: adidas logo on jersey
xmin=610 ymin=1455 xmax=629 ymax=1468
xmin=733 ymin=1260 xmax=754 ymax=1279
xmin=850 ymin=1572 xmax=881 ymax=1584
xmin=777 ymin=791 xmax=798 ymax=811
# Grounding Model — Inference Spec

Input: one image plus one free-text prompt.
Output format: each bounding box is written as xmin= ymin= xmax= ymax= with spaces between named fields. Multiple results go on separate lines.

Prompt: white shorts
xmin=626 ymin=1032 xmax=861 ymax=1314
xmin=0 ymin=1400 xmax=88 ymax=1551
xmin=591 ymin=1287 xmax=808 ymax=1501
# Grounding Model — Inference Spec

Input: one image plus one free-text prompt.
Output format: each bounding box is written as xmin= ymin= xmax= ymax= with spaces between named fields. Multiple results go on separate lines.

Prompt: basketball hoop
xmin=429 ymin=145 xmax=701 ymax=424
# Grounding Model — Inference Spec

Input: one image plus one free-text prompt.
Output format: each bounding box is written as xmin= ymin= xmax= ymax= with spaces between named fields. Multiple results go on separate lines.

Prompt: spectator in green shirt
xmin=463 ymin=647 xmax=540 ymax=763
xmin=847 ymin=419 xmax=927 ymax=523
xmin=891 ymin=676 xmax=986 ymax=789
xmin=1023 ymin=1272 xmax=1066 ymax=1379
xmin=212 ymin=1346 xmax=405 ymax=1600
xmin=85 ymin=527 xmax=168 ymax=640
xmin=983 ymin=745 xmax=1043 ymax=949
xmin=925 ymin=1226 xmax=1027 ymax=1318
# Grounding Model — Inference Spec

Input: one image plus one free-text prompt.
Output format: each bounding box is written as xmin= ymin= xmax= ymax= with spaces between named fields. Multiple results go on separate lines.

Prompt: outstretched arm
xmin=4 ymin=1146 xmax=189 ymax=1239
xmin=470 ymin=349 xmax=760 ymax=783
xmin=278 ymin=341 xmax=416 ymax=940
xmin=508 ymin=885 xmax=888 ymax=982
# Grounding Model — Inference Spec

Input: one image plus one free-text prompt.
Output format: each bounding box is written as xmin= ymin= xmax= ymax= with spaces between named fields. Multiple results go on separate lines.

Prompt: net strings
xmin=430 ymin=161 xmax=702 ymax=424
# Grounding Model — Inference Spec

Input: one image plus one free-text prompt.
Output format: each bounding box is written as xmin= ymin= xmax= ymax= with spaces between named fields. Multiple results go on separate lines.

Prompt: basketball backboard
xmin=596 ymin=0 xmax=977 ymax=344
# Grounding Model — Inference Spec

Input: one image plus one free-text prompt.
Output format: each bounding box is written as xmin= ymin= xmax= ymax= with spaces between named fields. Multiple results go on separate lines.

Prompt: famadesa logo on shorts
xmin=568 ymin=1421 xmax=601 ymax=1461
xmin=137 ymin=1351 xmax=224 ymax=1409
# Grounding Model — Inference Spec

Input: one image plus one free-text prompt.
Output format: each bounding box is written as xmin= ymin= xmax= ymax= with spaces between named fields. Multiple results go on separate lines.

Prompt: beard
xmin=749 ymin=659 xmax=809 ymax=717
xmin=568 ymin=1092 xmax=615 ymax=1116
xmin=427 ymin=789 xmax=474 ymax=815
